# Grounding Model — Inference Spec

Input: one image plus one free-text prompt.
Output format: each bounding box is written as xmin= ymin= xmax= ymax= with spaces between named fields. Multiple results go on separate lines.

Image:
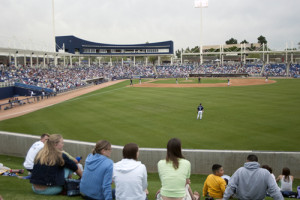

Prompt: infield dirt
xmin=132 ymin=78 xmax=276 ymax=88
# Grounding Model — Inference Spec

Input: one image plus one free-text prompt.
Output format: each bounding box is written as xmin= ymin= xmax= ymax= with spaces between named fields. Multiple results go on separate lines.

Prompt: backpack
xmin=64 ymin=179 xmax=80 ymax=196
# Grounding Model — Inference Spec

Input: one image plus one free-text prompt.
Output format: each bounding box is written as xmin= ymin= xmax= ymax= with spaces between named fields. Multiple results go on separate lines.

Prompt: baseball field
xmin=0 ymin=78 xmax=299 ymax=151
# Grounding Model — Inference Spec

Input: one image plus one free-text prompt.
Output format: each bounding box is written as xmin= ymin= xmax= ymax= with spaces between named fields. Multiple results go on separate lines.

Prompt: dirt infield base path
xmin=0 ymin=80 xmax=124 ymax=121
xmin=133 ymin=78 xmax=276 ymax=88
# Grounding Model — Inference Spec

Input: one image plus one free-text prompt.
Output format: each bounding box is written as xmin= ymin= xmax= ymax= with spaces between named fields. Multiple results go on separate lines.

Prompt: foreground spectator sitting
xmin=30 ymin=134 xmax=82 ymax=195
xmin=261 ymin=165 xmax=276 ymax=183
xmin=223 ymin=154 xmax=283 ymax=200
xmin=23 ymin=133 xmax=49 ymax=173
xmin=158 ymin=138 xmax=195 ymax=200
xmin=276 ymin=167 xmax=297 ymax=198
xmin=202 ymin=164 xmax=226 ymax=199
xmin=113 ymin=143 xmax=148 ymax=200
xmin=80 ymin=140 xmax=114 ymax=200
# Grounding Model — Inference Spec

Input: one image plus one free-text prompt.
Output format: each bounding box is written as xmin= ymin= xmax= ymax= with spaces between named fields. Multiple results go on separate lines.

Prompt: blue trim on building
xmin=55 ymin=35 xmax=173 ymax=55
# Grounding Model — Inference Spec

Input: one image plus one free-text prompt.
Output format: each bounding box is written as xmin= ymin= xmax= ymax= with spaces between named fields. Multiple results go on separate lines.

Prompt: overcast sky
xmin=0 ymin=0 xmax=299 ymax=52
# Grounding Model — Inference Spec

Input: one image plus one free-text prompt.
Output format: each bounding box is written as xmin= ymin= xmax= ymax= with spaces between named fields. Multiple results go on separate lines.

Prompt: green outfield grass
xmin=0 ymin=79 xmax=300 ymax=151
xmin=151 ymin=78 xmax=227 ymax=84
xmin=0 ymin=155 xmax=298 ymax=200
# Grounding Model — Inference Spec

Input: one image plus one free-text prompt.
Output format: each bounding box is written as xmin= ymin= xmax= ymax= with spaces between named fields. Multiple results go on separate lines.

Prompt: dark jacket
xmin=30 ymin=153 xmax=78 ymax=186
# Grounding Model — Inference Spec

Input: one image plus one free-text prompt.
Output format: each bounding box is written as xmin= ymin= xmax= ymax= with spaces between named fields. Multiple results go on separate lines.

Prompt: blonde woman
xmin=30 ymin=134 xmax=82 ymax=195
xmin=80 ymin=140 xmax=114 ymax=200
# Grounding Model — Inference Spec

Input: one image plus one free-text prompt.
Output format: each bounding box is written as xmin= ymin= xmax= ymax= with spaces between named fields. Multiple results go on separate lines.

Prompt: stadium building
xmin=55 ymin=35 xmax=174 ymax=65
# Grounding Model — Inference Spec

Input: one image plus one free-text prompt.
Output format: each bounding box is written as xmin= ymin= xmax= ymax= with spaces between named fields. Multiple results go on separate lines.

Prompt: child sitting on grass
xmin=202 ymin=164 xmax=226 ymax=199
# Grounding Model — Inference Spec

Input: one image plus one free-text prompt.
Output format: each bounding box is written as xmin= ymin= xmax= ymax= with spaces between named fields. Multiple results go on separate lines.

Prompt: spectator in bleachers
xmin=0 ymin=62 xmax=294 ymax=90
xmin=155 ymin=64 xmax=240 ymax=78
xmin=113 ymin=143 xmax=148 ymax=200
xmin=264 ymin=64 xmax=287 ymax=76
xmin=30 ymin=134 xmax=82 ymax=195
xmin=80 ymin=140 xmax=114 ymax=200
xmin=238 ymin=64 xmax=262 ymax=75
xmin=223 ymin=154 xmax=283 ymax=200
xmin=289 ymin=64 xmax=300 ymax=77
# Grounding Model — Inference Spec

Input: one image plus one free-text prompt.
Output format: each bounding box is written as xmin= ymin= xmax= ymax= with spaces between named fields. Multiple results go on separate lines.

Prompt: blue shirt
xmin=198 ymin=105 xmax=203 ymax=111
xmin=80 ymin=153 xmax=113 ymax=200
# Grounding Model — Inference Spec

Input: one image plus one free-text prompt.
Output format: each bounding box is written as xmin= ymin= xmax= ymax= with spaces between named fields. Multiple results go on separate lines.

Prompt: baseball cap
xmin=76 ymin=156 xmax=82 ymax=162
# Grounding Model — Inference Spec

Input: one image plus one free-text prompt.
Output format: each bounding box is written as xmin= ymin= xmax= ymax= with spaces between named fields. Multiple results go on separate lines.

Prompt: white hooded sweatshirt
xmin=113 ymin=159 xmax=148 ymax=200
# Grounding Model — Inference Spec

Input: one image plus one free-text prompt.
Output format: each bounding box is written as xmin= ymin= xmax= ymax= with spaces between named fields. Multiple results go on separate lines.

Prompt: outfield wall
xmin=1 ymin=131 xmax=300 ymax=178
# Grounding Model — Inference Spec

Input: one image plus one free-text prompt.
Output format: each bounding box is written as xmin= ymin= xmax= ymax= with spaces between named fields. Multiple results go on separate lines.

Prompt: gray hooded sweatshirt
xmin=223 ymin=162 xmax=283 ymax=200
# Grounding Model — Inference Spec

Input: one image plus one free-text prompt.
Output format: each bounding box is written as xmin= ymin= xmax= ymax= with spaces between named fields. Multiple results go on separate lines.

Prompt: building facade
xmin=55 ymin=35 xmax=174 ymax=56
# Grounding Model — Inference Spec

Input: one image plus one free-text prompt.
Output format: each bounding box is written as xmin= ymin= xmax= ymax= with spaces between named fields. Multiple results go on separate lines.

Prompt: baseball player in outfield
xmin=130 ymin=78 xmax=133 ymax=86
xmin=197 ymin=103 xmax=204 ymax=120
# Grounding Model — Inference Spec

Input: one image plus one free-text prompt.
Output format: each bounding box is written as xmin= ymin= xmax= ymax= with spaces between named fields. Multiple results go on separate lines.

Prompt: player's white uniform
xmin=197 ymin=105 xmax=204 ymax=120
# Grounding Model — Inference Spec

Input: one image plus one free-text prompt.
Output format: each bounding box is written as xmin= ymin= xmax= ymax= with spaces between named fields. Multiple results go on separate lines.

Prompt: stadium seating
xmin=0 ymin=63 xmax=297 ymax=90
xmin=264 ymin=64 xmax=287 ymax=76
xmin=238 ymin=64 xmax=263 ymax=75
xmin=289 ymin=64 xmax=300 ymax=77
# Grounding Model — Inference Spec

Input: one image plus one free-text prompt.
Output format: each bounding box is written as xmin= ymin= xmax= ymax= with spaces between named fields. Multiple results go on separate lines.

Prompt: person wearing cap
xmin=197 ymin=103 xmax=204 ymax=120
xmin=76 ymin=156 xmax=84 ymax=172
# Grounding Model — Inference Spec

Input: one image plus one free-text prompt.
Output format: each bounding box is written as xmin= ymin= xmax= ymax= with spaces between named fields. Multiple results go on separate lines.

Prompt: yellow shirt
xmin=202 ymin=174 xmax=226 ymax=199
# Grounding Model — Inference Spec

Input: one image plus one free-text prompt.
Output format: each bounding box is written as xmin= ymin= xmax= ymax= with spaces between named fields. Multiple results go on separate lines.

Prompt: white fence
xmin=0 ymin=131 xmax=299 ymax=178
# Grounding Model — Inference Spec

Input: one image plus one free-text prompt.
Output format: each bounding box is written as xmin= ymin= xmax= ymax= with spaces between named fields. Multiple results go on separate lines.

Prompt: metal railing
xmin=0 ymin=94 xmax=57 ymax=111
xmin=0 ymin=82 xmax=15 ymax=88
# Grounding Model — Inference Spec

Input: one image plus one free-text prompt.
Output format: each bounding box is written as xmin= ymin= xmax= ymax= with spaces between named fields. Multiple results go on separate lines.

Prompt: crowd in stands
xmin=101 ymin=64 xmax=155 ymax=79
xmin=12 ymin=134 xmax=297 ymax=200
xmin=289 ymin=64 xmax=300 ymax=77
xmin=0 ymin=62 xmax=298 ymax=92
xmin=0 ymin=65 xmax=91 ymax=92
xmin=155 ymin=64 xmax=240 ymax=77
xmin=0 ymin=64 xmax=157 ymax=91
xmin=264 ymin=64 xmax=287 ymax=76
xmin=238 ymin=64 xmax=263 ymax=75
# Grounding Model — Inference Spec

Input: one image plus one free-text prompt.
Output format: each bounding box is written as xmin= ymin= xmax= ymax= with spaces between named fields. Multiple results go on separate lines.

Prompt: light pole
xmin=194 ymin=0 xmax=208 ymax=65
xmin=200 ymin=7 xmax=203 ymax=64
xmin=52 ymin=0 xmax=57 ymax=66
